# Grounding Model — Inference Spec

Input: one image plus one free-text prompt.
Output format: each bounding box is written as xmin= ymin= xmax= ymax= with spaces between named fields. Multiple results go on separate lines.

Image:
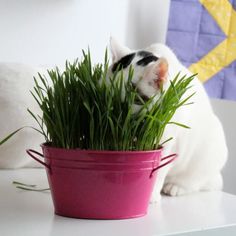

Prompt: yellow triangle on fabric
xmin=189 ymin=0 xmax=236 ymax=83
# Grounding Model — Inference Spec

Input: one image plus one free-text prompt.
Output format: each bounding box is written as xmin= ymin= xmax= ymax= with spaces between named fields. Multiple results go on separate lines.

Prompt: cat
xmin=109 ymin=38 xmax=228 ymax=200
xmin=0 ymin=63 xmax=44 ymax=168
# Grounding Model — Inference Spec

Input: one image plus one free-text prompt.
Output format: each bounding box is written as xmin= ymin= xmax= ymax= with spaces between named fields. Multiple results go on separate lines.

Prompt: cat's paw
xmin=162 ymin=183 xmax=188 ymax=196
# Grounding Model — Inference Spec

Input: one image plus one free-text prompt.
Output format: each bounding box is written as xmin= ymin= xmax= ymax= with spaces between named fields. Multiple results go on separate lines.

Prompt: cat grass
xmin=28 ymin=50 xmax=195 ymax=151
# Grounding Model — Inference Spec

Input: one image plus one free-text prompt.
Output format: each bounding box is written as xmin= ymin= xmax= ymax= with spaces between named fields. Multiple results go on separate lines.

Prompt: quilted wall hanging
xmin=166 ymin=0 xmax=236 ymax=100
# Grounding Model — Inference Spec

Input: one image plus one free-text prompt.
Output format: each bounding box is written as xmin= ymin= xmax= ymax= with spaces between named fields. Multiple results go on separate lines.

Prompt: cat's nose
xmin=154 ymin=76 xmax=167 ymax=89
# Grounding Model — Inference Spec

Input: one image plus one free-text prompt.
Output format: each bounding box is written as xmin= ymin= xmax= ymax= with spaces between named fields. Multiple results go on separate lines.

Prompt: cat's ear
xmin=110 ymin=37 xmax=132 ymax=62
xmin=149 ymin=58 xmax=169 ymax=89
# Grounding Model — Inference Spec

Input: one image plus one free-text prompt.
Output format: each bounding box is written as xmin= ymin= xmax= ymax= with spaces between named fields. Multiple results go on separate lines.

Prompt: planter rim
xmin=41 ymin=142 xmax=163 ymax=154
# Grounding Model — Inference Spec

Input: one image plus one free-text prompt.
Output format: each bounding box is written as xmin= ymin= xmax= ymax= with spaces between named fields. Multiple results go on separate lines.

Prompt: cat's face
xmin=109 ymin=38 xmax=168 ymax=100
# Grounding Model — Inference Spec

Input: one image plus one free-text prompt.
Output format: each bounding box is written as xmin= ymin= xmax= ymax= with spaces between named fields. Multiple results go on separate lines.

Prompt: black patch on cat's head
xmin=112 ymin=53 xmax=136 ymax=72
xmin=136 ymin=55 xmax=159 ymax=66
xmin=138 ymin=50 xmax=153 ymax=58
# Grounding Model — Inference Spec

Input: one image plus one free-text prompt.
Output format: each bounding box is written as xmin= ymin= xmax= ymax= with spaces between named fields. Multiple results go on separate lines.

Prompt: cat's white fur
xmin=0 ymin=63 xmax=44 ymax=168
xmin=110 ymin=38 xmax=228 ymax=199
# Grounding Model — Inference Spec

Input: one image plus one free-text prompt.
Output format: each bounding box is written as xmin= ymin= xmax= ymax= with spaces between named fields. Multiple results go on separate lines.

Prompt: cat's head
xmin=109 ymin=38 xmax=169 ymax=100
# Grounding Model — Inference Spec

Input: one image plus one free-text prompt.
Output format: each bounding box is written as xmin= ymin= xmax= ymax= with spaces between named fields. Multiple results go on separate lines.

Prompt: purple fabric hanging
xmin=166 ymin=0 xmax=236 ymax=101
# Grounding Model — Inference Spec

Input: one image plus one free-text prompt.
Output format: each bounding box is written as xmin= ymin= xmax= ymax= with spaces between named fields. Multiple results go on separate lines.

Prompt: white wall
xmin=126 ymin=0 xmax=170 ymax=49
xmin=0 ymin=0 xmax=235 ymax=194
xmin=0 ymin=0 xmax=170 ymax=67
xmin=0 ymin=0 xmax=129 ymax=67
xmin=211 ymin=99 xmax=236 ymax=195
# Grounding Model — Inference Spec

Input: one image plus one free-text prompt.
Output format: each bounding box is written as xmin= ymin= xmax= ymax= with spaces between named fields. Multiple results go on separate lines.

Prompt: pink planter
xmin=27 ymin=143 xmax=176 ymax=219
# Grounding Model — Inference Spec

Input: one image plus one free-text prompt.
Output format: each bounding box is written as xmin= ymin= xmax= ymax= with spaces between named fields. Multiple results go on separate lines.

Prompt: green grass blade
xmin=0 ymin=127 xmax=26 ymax=146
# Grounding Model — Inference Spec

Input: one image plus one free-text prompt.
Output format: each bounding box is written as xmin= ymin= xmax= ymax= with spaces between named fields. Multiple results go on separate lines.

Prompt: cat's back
xmin=145 ymin=43 xmax=180 ymax=67
xmin=0 ymin=62 xmax=42 ymax=87
xmin=0 ymin=63 xmax=44 ymax=104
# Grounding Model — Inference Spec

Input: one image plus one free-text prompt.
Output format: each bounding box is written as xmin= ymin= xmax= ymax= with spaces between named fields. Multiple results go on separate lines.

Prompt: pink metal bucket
xmin=27 ymin=143 xmax=176 ymax=219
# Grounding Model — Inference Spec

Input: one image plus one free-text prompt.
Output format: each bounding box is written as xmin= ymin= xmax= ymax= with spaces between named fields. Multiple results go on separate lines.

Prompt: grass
xmin=28 ymin=49 xmax=196 ymax=151
xmin=0 ymin=49 xmax=196 ymax=151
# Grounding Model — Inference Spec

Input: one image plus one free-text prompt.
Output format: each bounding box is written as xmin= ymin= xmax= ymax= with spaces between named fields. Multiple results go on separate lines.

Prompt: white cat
xmin=109 ymin=38 xmax=228 ymax=200
xmin=0 ymin=63 xmax=44 ymax=168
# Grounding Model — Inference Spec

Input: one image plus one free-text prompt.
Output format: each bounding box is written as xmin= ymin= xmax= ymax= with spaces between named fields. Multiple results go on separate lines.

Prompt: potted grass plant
xmin=1 ymin=50 xmax=195 ymax=219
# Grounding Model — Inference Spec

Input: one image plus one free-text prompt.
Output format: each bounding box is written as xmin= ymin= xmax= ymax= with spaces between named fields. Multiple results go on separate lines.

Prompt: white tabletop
xmin=1 ymin=169 xmax=236 ymax=236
